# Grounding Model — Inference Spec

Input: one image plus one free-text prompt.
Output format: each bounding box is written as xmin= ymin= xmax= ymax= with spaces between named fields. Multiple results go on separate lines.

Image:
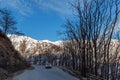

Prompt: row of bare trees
xmin=25 ymin=0 xmax=120 ymax=79
xmin=61 ymin=0 xmax=120 ymax=80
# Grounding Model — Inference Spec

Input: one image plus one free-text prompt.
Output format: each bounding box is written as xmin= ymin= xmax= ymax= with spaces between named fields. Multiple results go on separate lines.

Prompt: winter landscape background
xmin=0 ymin=0 xmax=120 ymax=80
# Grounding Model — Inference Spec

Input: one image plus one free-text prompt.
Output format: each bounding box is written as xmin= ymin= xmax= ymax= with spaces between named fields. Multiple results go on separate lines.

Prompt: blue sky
xmin=0 ymin=0 xmax=74 ymax=41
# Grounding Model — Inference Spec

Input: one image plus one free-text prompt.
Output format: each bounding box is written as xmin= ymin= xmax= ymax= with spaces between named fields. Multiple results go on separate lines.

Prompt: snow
xmin=54 ymin=40 xmax=63 ymax=46
xmin=39 ymin=40 xmax=53 ymax=43
xmin=12 ymin=65 xmax=79 ymax=80
xmin=8 ymin=34 xmax=63 ymax=46
xmin=8 ymin=34 xmax=38 ymax=50
xmin=39 ymin=40 xmax=63 ymax=46
xmin=8 ymin=34 xmax=38 ymax=42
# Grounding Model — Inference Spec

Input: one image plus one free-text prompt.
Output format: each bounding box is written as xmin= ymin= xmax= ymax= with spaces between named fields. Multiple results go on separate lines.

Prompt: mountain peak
xmin=8 ymin=34 xmax=62 ymax=46
xmin=7 ymin=34 xmax=64 ymax=57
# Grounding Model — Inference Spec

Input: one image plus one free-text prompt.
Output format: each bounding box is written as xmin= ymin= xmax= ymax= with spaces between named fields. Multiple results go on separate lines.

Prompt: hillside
xmin=0 ymin=31 xmax=29 ymax=80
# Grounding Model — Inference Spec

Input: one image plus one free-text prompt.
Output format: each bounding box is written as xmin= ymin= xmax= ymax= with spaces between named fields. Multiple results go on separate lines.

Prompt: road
xmin=12 ymin=65 xmax=79 ymax=80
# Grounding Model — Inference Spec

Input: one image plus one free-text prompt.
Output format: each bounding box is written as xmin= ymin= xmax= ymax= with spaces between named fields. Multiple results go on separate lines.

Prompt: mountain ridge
xmin=8 ymin=34 xmax=64 ymax=58
xmin=7 ymin=34 xmax=63 ymax=46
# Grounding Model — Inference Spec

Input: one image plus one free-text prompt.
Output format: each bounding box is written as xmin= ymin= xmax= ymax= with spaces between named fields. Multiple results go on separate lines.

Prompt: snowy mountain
xmin=8 ymin=34 xmax=64 ymax=58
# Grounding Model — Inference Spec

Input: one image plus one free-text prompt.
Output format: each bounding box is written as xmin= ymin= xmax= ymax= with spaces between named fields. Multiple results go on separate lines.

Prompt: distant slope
xmin=8 ymin=34 xmax=64 ymax=58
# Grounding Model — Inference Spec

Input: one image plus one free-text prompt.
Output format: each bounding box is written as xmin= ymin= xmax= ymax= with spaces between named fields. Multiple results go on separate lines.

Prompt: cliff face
xmin=0 ymin=30 xmax=29 ymax=80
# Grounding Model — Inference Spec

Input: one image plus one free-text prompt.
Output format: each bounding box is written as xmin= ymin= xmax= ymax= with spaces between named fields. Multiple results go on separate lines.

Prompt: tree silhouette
xmin=63 ymin=0 xmax=120 ymax=79
xmin=0 ymin=8 xmax=24 ymax=35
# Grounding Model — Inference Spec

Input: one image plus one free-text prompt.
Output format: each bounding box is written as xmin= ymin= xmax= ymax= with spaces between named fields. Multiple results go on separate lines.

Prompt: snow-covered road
xmin=12 ymin=65 xmax=79 ymax=80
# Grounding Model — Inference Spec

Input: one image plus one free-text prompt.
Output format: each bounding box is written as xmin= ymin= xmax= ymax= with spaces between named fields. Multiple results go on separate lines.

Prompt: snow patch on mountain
xmin=8 ymin=34 xmax=63 ymax=46
xmin=7 ymin=34 xmax=64 ymax=57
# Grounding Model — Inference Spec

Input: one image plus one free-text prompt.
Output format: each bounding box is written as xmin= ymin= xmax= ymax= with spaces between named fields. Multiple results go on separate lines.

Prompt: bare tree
xmin=0 ymin=8 xmax=24 ymax=35
xmin=63 ymin=0 xmax=120 ymax=79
